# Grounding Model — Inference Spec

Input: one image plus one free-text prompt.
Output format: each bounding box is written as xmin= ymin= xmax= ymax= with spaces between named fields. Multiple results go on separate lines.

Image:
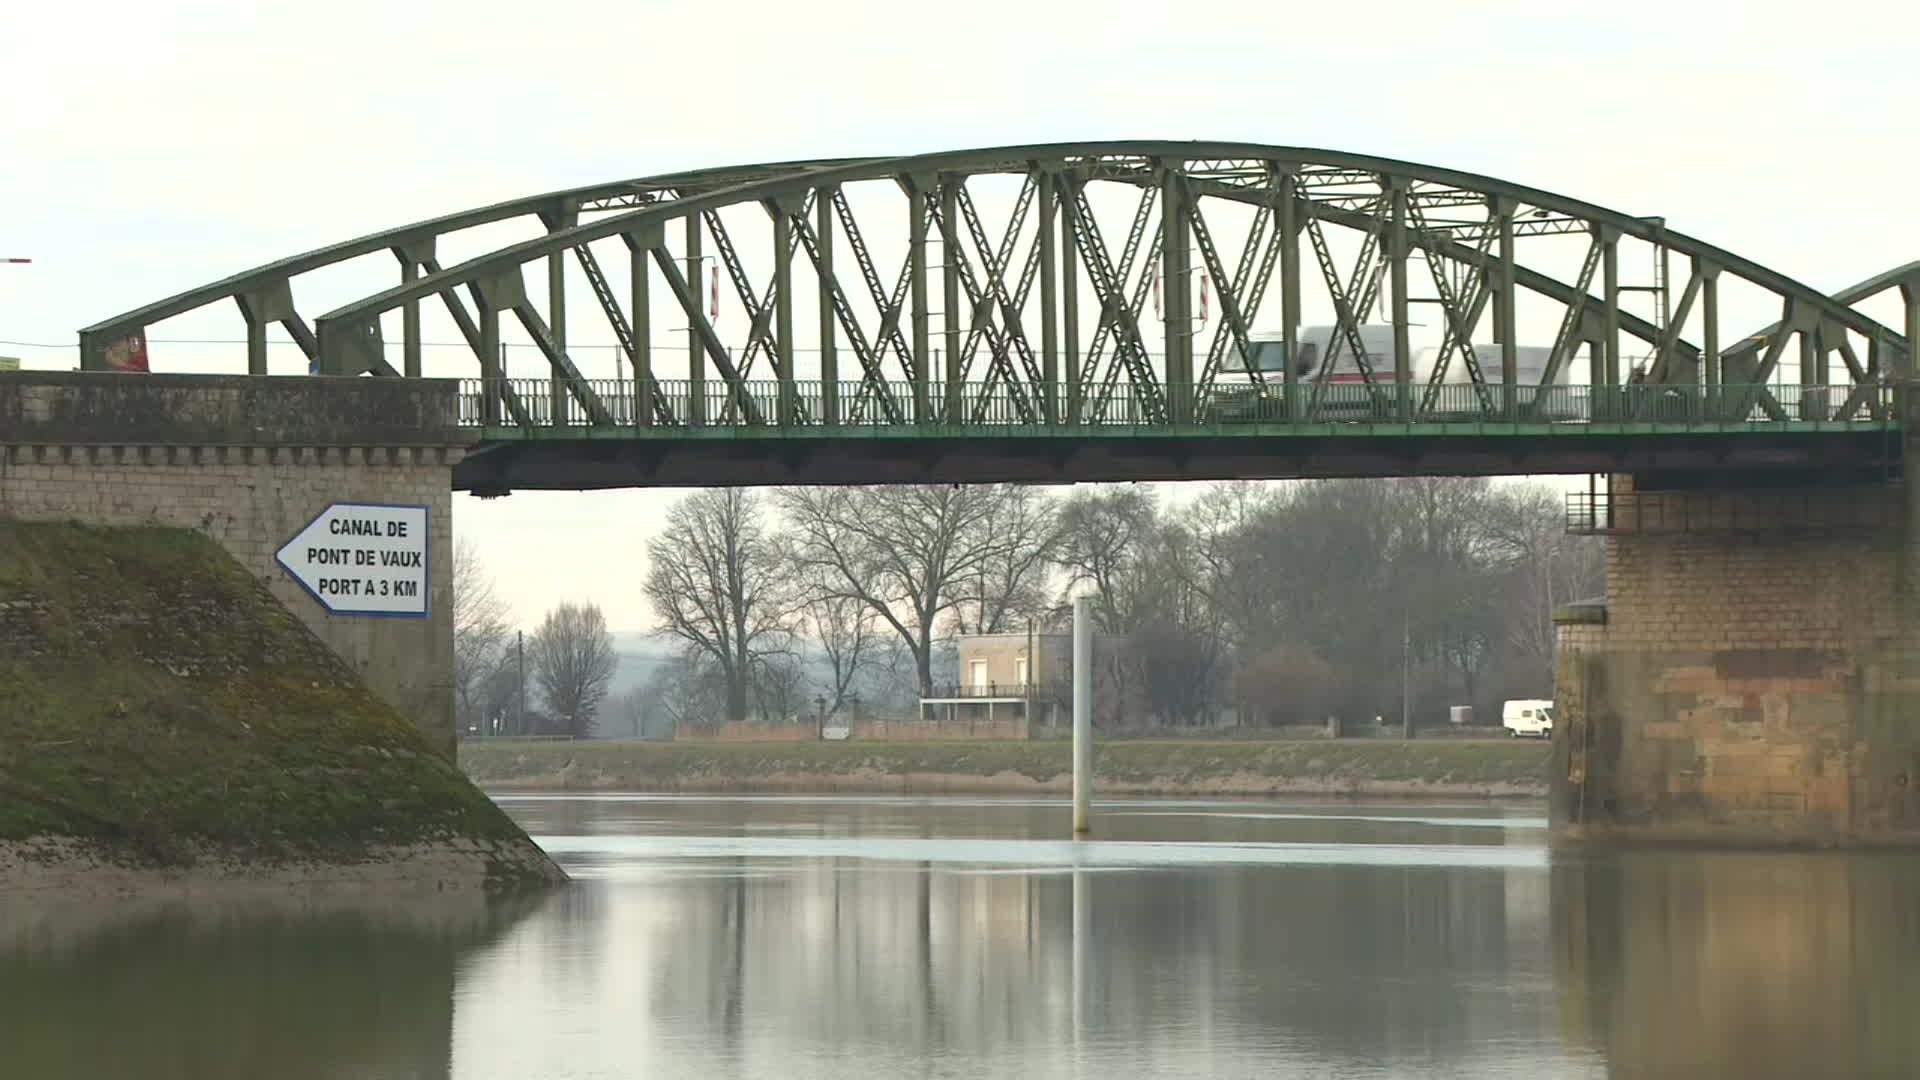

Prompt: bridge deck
xmin=456 ymin=380 xmax=1902 ymax=491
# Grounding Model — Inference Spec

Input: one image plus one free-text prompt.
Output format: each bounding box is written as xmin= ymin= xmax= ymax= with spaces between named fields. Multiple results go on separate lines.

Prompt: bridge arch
xmin=80 ymin=141 xmax=1912 ymax=428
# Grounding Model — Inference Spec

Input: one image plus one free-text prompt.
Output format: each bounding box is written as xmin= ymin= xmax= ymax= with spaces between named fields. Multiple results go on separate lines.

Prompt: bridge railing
xmin=455 ymin=379 xmax=1896 ymax=431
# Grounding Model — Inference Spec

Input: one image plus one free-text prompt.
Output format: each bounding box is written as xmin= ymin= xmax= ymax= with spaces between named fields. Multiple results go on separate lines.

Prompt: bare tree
xmin=751 ymin=651 xmax=808 ymax=723
xmin=477 ymin=651 xmax=527 ymax=735
xmin=452 ymin=538 xmax=511 ymax=734
xmin=529 ymin=601 xmax=617 ymax=737
xmin=1053 ymin=486 xmax=1159 ymax=631
xmin=1486 ymin=483 xmax=1605 ymax=675
xmin=643 ymin=652 xmax=728 ymax=732
xmin=779 ymin=484 xmax=1038 ymax=695
xmin=612 ymin=686 xmax=649 ymax=739
xmin=800 ymin=589 xmax=879 ymax=719
xmin=948 ymin=486 xmax=1060 ymax=635
xmin=1233 ymin=641 xmax=1337 ymax=728
xmin=643 ymin=488 xmax=792 ymax=724
xmin=1124 ymin=519 xmax=1228 ymax=724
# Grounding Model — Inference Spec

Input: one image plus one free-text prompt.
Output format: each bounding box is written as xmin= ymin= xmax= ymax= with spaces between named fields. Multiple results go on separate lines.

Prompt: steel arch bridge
xmin=77 ymin=142 xmax=1917 ymax=490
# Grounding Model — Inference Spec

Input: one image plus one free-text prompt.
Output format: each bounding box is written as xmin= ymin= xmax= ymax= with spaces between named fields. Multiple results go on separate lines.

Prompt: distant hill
xmin=607 ymin=633 xmax=675 ymax=700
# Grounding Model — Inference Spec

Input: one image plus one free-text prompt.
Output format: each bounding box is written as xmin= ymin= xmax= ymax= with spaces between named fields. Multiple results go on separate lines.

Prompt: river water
xmin=5 ymin=794 xmax=1918 ymax=1078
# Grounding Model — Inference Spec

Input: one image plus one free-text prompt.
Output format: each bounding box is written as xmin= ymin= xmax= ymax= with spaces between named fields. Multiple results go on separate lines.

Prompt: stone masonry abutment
xmin=0 ymin=372 xmax=472 ymax=756
xmin=1552 ymin=457 xmax=1920 ymax=845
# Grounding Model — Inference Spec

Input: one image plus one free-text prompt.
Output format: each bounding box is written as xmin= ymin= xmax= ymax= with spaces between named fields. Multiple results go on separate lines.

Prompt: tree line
xmin=453 ymin=539 xmax=617 ymax=737
xmin=454 ymin=478 xmax=1600 ymax=736
xmin=635 ymin=478 xmax=1601 ymax=731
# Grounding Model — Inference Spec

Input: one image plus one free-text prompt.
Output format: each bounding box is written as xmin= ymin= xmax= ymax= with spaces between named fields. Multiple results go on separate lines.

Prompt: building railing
xmin=920 ymin=682 xmax=1050 ymax=701
xmin=457 ymin=379 xmax=1899 ymax=432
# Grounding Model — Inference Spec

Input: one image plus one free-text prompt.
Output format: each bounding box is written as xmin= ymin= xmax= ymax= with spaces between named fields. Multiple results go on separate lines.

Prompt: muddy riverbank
xmin=461 ymin=737 xmax=1551 ymax=798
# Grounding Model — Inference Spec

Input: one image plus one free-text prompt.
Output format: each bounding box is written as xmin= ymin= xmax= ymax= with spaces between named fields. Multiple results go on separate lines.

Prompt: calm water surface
xmin=5 ymin=794 xmax=1919 ymax=1078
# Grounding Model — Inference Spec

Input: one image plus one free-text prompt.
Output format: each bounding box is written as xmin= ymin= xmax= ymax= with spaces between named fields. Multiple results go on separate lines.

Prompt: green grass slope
xmin=0 ymin=520 xmax=554 ymax=881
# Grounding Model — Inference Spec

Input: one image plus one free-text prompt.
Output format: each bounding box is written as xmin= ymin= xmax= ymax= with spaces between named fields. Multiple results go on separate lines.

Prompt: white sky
xmin=5 ymin=0 xmax=1918 ymax=631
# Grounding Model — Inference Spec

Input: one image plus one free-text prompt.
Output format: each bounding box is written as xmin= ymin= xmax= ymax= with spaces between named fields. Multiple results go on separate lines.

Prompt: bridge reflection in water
xmin=1552 ymin=851 xmax=1920 ymax=1076
xmin=3 ymin=799 xmax=1915 ymax=1077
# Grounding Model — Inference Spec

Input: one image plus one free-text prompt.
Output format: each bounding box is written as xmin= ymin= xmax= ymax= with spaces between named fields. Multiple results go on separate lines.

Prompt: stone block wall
xmin=856 ymin=716 xmax=1030 ymax=742
xmin=673 ymin=722 xmax=820 ymax=743
xmin=0 ymin=373 xmax=471 ymax=755
xmin=1553 ymin=473 xmax=1920 ymax=844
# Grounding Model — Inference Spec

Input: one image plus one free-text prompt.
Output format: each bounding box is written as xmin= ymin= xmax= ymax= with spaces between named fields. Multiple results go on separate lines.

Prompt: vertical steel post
xmin=1901 ymin=281 xmax=1920 ymax=380
xmin=478 ymin=301 xmax=502 ymax=426
xmin=1701 ymin=265 xmax=1719 ymax=390
xmin=1280 ymin=171 xmax=1301 ymax=422
xmin=246 ymin=315 xmax=268 ymax=376
xmin=772 ymin=202 xmax=796 ymax=425
xmin=1496 ymin=198 xmax=1517 ymax=418
xmin=402 ymin=259 xmax=422 ymax=378
xmin=1160 ymin=165 xmax=1192 ymax=423
xmin=1803 ymin=328 xmax=1825 ymax=421
xmin=940 ymin=179 xmax=963 ymax=425
xmin=1072 ymin=593 xmax=1093 ymax=838
xmin=818 ymin=187 xmax=839 ymax=424
xmin=1063 ymin=176 xmax=1081 ymax=424
xmin=631 ymin=240 xmax=652 ymax=427
xmin=548 ymin=249 xmax=567 ymax=425
xmin=1039 ymin=170 xmax=1060 ymax=424
xmin=1389 ymin=178 xmax=1411 ymax=420
xmin=685 ymin=216 xmax=705 ymax=426
xmin=1602 ymin=231 xmax=1621 ymax=387
xmin=909 ymin=179 xmax=930 ymax=424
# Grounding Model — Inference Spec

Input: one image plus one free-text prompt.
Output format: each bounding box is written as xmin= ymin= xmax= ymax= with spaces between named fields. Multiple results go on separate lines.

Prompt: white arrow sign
xmin=275 ymin=503 xmax=430 ymax=617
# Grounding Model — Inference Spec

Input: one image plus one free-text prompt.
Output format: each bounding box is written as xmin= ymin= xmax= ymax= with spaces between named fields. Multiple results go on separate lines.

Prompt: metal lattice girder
xmin=787 ymin=201 xmax=905 ymax=423
xmin=1195 ymin=165 xmax=1281 ymax=395
xmin=86 ymin=141 xmax=1907 ymax=434
xmin=570 ymin=241 xmax=677 ymax=425
xmin=1406 ymin=195 xmax=1495 ymax=408
xmin=935 ymin=181 xmax=1041 ymax=424
xmin=1062 ymin=175 xmax=1163 ymax=422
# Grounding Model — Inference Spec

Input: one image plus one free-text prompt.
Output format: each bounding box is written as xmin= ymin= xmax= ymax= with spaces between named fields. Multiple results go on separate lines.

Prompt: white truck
xmin=1215 ymin=328 xmax=1579 ymax=421
xmin=1502 ymin=699 xmax=1555 ymax=739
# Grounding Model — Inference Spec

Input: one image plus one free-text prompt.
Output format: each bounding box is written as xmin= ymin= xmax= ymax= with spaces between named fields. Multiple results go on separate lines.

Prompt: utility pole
xmin=1401 ymin=609 xmax=1413 ymax=740
xmin=1072 ymin=594 xmax=1093 ymax=837
xmin=517 ymin=630 xmax=527 ymax=736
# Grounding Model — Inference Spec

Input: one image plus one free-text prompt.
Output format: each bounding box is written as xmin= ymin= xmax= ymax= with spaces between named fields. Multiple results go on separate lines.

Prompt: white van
xmin=1502 ymin=699 xmax=1555 ymax=739
xmin=1435 ymin=344 xmax=1580 ymax=420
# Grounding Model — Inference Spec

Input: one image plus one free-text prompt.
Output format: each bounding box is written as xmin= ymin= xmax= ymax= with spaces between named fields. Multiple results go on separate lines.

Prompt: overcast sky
xmin=5 ymin=0 xmax=1917 ymax=630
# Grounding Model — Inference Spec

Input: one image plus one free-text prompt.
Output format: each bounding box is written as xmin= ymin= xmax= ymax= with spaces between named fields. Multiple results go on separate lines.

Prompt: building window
xmin=1016 ymin=657 xmax=1029 ymax=688
xmin=969 ymin=659 xmax=989 ymax=692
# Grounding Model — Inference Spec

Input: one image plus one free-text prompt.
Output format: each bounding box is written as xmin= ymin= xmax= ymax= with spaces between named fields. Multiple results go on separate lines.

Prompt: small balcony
xmin=919 ymin=682 xmax=1051 ymax=704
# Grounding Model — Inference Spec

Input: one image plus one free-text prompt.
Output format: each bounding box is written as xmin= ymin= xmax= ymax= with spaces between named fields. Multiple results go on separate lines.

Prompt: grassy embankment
xmin=0 ymin=520 xmax=557 ymax=885
xmin=462 ymin=735 xmax=1551 ymax=798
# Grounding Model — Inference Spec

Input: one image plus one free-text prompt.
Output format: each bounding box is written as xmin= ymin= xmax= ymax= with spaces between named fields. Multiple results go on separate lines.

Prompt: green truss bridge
xmin=74 ymin=141 xmax=1918 ymax=491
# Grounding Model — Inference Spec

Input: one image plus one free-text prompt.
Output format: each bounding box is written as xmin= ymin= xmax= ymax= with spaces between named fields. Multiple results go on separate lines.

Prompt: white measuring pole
xmin=1072 ymin=593 xmax=1093 ymax=837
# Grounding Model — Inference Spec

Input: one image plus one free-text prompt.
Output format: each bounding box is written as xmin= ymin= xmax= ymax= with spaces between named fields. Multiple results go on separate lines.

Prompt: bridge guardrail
xmin=454 ymin=379 xmax=1897 ymax=432
xmin=1567 ymin=489 xmax=1905 ymax=534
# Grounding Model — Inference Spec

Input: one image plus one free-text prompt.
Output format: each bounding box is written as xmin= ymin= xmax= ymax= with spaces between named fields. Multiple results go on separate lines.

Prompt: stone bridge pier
xmin=0 ymin=372 xmax=472 ymax=756
xmin=1552 ymin=455 xmax=1920 ymax=845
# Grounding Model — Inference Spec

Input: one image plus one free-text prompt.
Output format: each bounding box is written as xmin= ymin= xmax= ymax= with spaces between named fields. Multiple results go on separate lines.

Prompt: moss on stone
xmin=0 ymin=520 xmax=546 ymax=875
